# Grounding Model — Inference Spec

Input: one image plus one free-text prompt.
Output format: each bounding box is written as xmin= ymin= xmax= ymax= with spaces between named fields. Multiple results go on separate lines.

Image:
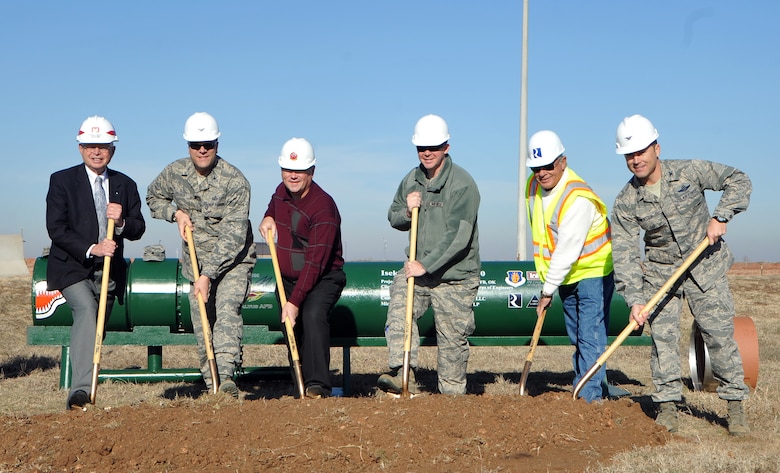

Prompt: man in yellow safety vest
xmin=526 ymin=130 xmax=614 ymax=403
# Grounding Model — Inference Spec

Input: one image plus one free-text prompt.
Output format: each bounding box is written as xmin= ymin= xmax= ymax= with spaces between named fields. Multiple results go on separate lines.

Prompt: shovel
xmin=518 ymin=305 xmax=548 ymax=396
xmin=401 ymin=207 xmax=420 ymax=399
xmin=89 ymin=219 xmax=115 ymax=405
xmin=185 ymin=225 xmax=220 ymax=394
xmin=267 ymin=229 xmax=306 ymax=400
xmin=573 ymin=237 xmax=709 ymax=399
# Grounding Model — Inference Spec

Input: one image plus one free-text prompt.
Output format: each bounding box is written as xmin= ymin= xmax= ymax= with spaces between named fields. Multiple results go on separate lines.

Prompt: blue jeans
xmin=559 ymin=273 xmax=614 ymax=402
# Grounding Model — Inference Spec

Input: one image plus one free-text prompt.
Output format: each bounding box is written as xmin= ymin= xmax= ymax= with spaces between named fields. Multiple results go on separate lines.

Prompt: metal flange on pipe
xmin=689 ymin=318 xmax=759 ymax=391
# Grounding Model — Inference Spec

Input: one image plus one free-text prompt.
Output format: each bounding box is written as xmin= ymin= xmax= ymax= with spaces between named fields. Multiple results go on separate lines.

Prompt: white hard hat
xmin=411 ymin=114 xmax=450 ymax=146
xmin=527 ymin=130 xmax=565 ymax=167
xmin=77 ymin=116 xmax=118 ymax=144
xmin=278 ymin=137 xmax=316 ymax=170
xmin=615 ymin=114 xmax=659 ymax=155
xmin=183 ymin=112 xmax=221 ymax=142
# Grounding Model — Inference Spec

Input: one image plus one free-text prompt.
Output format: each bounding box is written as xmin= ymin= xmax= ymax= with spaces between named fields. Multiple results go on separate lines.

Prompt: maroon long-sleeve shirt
xmin=264 ymin=181 xmax=344 ymax=307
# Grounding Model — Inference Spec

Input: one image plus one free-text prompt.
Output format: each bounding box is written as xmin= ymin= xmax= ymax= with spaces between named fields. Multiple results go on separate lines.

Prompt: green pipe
xmin=32 ymin=258 xmax=637 ymax=339
xmin=97 ymin=366 xmax=292 ymax=384
xmin=57 ymin=344 xmax=295 ymax=389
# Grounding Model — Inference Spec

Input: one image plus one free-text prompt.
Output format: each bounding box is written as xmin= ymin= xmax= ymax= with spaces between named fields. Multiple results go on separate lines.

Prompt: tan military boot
xmin=377 ymin=368 xmax=418 ymax=394
xmin=218 ymin=379 xmax=239 ymax=399
xmin=727 ymin=400 xmax=750 ymax=436
xmin=655 ymin=401 xmax=679 ymax=432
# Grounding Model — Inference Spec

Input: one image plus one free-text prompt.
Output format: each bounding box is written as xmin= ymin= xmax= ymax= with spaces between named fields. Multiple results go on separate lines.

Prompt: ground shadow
xmin=629 ymin=394 xmax=657 ymax=418
xmin=627 ymin=381 xmax=730 ymax=428
xmin=160 ymin=367 xmax=653 ymax=401
xmin=468 ymin=368 xmax=647 ymax=397
xmin=0 ymin=354 xmax=58 ymax=379
xmin=606 ymin=368 xmax=646 ymax=387
xmin=679 ymin=397 xmax=728 ymax=428
xmin=161 ymin=383 xmax=209 ymax=400
xmin=627 ymin=394 xmax=724 ymax=425
xmin=161 ymin=369 xmax=338 ymax=401
xmin=161 ymin=377 xmax=299 ymax=401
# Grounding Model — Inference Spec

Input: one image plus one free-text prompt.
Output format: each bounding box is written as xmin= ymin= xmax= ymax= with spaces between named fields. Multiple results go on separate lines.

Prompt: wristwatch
xmin=713 ymin=216 xmax=728 ymax=223
xmin=540 ymin=291 xmax=553 ymax=299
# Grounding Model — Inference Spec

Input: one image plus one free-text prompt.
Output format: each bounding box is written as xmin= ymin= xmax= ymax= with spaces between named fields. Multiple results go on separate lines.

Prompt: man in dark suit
xmin=46 ymin=116 xmax=145 ymax=410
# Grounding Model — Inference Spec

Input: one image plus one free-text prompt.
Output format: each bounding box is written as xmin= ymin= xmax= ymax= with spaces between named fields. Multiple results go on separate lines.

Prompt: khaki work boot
xmin=727 ymin=400 xmax=750 ymax=436
xmin=655 ymin=401 xmax=679 ymax=432
xmin=218 ymin=380 xmax=239 ymax=399
xmin=377 ymin=368 xmax=418 ymax=395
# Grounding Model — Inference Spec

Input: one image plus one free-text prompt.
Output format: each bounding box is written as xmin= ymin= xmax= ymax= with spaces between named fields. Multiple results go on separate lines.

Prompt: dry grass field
xmin=0 ymin=267 xmax=778 ymax=472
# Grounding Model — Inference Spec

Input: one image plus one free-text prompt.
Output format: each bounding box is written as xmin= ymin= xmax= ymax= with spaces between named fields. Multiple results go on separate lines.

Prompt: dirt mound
xmin=0 ymin=392 xmax=668 ymax=473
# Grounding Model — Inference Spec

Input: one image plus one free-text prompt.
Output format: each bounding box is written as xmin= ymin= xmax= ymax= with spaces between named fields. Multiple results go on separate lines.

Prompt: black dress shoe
xmin=304 ymin=385 xmax=330 ymax=399
xmin=67 ymin=390 xmax=90 ymax=410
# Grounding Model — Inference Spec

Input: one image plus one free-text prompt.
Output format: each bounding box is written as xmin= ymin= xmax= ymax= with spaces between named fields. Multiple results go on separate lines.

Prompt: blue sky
xmin=2 ymin=1 xmax=777 ymax=262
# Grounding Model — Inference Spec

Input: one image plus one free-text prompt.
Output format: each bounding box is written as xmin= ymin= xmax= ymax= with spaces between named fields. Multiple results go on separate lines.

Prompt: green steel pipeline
xmin=37 ymin=257 xmax=761 ymax=395
xmin=32 ymin=257 xmax=638 ymax=342
xmin=32 ymin=257 xmax=648 ymax=388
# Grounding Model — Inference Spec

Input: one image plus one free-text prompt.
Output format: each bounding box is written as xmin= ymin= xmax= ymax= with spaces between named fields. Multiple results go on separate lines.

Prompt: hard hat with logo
xmin=411 ymin=114 xmax=450 ymax=146
xmin=278 ymin=137 xmax=316 ymax=170
xmin=183 ymin=112 xmax=221 ymax=142
xmin=77 ymin=116 xmax=118 ymax=144
xmin=615 ymin=114 xmax=659 ymax=155
xmin=527 ymin=130 xmax=565 ymax=167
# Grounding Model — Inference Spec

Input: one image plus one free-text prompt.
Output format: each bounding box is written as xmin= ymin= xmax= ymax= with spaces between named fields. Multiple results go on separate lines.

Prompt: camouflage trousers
xmin=384 ymin=271 xmax=478 ymax=394
xmin=647 ymin=271 xmax=748 ymax=402
xmin=188 ymin=261 xmax=253 ymax=387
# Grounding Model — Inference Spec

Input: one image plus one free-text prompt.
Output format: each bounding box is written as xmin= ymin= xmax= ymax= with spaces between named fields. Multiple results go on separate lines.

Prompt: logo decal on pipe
xmin=505 ymin=271 xmax=527 ymax=287
xmin=34 ymin=281 xmax=66 ymax=320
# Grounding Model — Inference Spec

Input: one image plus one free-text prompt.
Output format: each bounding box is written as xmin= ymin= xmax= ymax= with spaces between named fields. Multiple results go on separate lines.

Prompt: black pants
xmin=280 ymin=269 xmax=346 ymax=390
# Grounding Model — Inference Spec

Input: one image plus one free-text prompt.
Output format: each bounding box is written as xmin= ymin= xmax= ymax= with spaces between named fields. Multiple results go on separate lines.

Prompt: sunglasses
xmin=189 ymin=141 xmax=217 ymax=150
xmin=531 ymin=157 xmax=560 ymax=173
xmin=416 ymin=143 xmax=447 ymax=153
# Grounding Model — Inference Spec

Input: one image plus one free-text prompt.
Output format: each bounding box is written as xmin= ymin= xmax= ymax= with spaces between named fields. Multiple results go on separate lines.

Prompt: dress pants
xmin=61 ymin=270 xmax=115 ymax=398
xmin=280 ymin=269 xmax=346 ymax=391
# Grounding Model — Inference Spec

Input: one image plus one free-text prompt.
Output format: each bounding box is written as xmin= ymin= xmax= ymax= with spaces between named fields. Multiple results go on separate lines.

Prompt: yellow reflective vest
xmin=526 ymin=168 xmax=613 ymax=284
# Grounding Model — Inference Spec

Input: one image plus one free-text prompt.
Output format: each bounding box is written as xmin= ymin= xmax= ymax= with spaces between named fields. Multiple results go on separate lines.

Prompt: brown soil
xmin=0 ymin=391 xmax=668 ymax=472
xmin=2 ymin=265 xmax=676 ymax=472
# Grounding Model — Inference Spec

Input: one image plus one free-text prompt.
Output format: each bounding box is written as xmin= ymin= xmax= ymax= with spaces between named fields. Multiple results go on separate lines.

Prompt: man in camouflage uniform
xmin=146 ymin=112 xmax=255 ymax=398
xmin=378 ymin=114 xmax=480 ymax=395
xmin=611 ymin=114 xmax=751 ymax=435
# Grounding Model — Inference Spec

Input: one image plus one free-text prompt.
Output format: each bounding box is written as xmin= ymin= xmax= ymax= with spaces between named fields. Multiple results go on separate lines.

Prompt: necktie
xmin=94 ymin=176 xmax=108 ymax=242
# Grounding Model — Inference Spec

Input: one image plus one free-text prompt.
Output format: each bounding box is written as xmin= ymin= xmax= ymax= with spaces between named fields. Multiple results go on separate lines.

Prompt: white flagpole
xmin=517 ymin=0 xmax=529 ymax=260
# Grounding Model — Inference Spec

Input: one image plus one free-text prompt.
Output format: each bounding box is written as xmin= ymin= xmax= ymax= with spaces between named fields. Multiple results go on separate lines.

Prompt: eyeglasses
xmin=80 ymin=143 xmax=113 ymax=152
xmin=189 ymin=141 xmax=217 ymax=150
xmin=416 ymin=143 xmax=447 ymax=153
xmin=531 ymin=157 xmax=560 ymax=173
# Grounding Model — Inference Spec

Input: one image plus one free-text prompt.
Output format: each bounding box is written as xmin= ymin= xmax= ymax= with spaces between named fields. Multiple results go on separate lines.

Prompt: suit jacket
xmin=46 ymin=164 xmax=146 ymax=297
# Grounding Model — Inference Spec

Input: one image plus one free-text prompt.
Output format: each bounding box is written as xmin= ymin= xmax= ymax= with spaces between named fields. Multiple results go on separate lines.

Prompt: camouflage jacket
xmin=611 ymin=159 xmax=751 ymax=307
xmin=146 ymin=157 xmax=255 ymax=281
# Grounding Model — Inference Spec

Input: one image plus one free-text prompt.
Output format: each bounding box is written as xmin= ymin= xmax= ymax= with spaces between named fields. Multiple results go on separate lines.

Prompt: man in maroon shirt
xmin=259 ymin=137 xmax=346 ymax=399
